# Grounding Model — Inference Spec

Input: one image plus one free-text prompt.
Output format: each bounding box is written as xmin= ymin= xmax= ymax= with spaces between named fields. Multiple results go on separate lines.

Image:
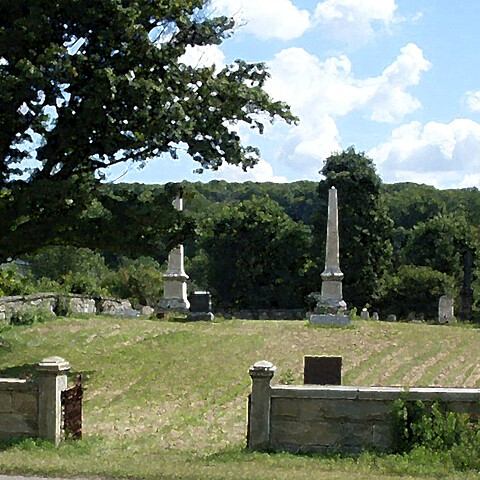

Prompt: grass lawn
xmin=0 ymin=316 xmax=479 ymax=479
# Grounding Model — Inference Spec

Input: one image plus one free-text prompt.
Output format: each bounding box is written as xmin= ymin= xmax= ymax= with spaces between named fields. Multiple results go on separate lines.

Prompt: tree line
xmin=182 ymin=149 xmax=480 ymax=320
xmin=1 ymin=2 xmax=478 ymax=320
xmin=2 ymin=148 xmax=479 ymax=321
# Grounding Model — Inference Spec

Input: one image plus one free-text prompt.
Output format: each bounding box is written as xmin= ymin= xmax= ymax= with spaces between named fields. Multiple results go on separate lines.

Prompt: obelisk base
xmin=309 ymin=314 xmax=350 ymax=326
xmin=157 ymin=273 xmax=190 ymax=312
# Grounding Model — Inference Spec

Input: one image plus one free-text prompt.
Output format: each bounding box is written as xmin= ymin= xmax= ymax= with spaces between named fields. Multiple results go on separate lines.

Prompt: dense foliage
xmin=378 ymin=265 xmax=456 ymax=319
xmin=193 ymin=196 xmax=313 ymax=309
xmin=1 ymin=247 xmax=164 ymax=307
xmin=3 ymin=173 xmax=480 ymax=319
xmin=392 ymin=399 xmax=480 ymax=470
xmin=0 ymin=0 xmax=294 ymax=261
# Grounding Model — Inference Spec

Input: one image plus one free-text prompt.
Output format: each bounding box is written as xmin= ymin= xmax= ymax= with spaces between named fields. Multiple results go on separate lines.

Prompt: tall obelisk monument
xmin=157 ymin=192 xmax=190 ymax=312
xmin=310 ymin=186 xmax=349 ymax=325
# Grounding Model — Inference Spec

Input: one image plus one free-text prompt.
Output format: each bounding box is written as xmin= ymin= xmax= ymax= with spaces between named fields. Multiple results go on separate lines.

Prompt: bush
xmin=0 ymin=263 xmax=35 ymax=296
xmin=9 ymin=305 xmax=56 ymax=325
xmin=107 ymin=257 xmax=164 ymax=306
xmin=378 ymin=265 xmax=456 ymax=319
xmin=28 ymin=246 xmax=110 ymax=296
xmin=392 ymin=398 xmax=480 ymax=471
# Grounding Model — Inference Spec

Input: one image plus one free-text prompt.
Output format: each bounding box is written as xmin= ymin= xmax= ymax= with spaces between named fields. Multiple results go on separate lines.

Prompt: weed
xmin=9 ymin=305 xmax=55 ymax=326
xmin=392 ymin=398 xmax=480 ymax=470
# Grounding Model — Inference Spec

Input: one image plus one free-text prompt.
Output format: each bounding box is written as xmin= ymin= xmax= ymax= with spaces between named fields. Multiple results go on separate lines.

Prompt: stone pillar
xmin=310 ymin=186 xmax=349 ymax=325
xmin=158 ymin=193 xmax=190 ymax=311
xmin=247 ymin=360 xmax=276 ymax=451
xmin=36 ymin=356 xmax=70 ymax=444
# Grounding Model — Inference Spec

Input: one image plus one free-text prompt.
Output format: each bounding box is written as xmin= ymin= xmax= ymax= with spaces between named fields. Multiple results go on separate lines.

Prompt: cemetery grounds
xmin=0 ymin=315 xmax=479 ymax=480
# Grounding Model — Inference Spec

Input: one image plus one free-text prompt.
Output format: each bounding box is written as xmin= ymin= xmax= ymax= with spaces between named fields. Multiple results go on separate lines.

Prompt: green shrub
xmin=9 ymin=305 xmax=56 ymax=325
xmin=106 ymin=257 xmax=164 ymax=306
xmin=0 ymin=263 xmax=35 ymax=296
xmin=392 ymin=398 xmax=480 ymax=470
xmin=28 ymin=246 xmax=111 ymax=296
xmin=378 ymin=265 xmax=456 ymax=319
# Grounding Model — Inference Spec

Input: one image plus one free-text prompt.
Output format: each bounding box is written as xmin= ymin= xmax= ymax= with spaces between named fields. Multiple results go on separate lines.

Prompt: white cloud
xmin=460 ymin=174 xmax=480 ymax=188
xmin=209 ymin=0 xmax=311 ymax=40
xmin=314 ymin=0 xmax=398 ymax=45
xmin=368 ymin=119 xmax=480 ymax=188
xmin=212 ymin=158 xmax=287 ymax=182
xmin=263 ymin=44 xmax=430 ymax=177
xmin=179 ymin=44 xmax=226 ymax=72
xmin=465 ymin=90 xmax=480 ymax=112
xmin=367 ymin=43 xmax=431 ymax=122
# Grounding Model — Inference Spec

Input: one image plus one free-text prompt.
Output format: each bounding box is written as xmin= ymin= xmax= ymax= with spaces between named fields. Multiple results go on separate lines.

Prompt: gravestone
xmin=438 ymin=295 xmax=455 ymax=324
xmin=372 ymin=312 xmax=379 ymax=321
xmin=387 ymin=314 xmax=397 ymax=322
xmin=140 ymin=305 xmax=154 ymax=316
xmin=304 ymin=356 xmax=342 ymax=385
xmin=187 ymin=291 xmax=214 ymax=321
xmin=360 ymin=308 xmax=369 ymax=320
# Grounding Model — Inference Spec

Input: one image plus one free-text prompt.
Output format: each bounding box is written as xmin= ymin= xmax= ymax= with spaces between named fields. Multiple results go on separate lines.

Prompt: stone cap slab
xmin=271 ymin=385 xmax=480 ymax=402
xmin=36 ymin=357 xmax=71 ymax=374
xmin=250 ymin=361 xmax=276 ymax=378
xmin=272 ymin=385 xmax=358 ymax=400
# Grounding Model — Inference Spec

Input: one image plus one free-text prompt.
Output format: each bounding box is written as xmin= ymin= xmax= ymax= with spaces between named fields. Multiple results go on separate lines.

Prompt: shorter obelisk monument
xmin=310 ymin=186 xmax=350 ymax=325
xmin=157 ymin=193 xmax=190 ymax=312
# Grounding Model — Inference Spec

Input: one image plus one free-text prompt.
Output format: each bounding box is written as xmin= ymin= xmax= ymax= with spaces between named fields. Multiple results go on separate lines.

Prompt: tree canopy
xmin=0 ymin=0 xmax=295 ymax=260
xmin=194 ymin=195 xmax=312 ymax=309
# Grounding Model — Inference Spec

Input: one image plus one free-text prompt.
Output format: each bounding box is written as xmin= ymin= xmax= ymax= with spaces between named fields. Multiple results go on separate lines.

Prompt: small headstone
xmin=387 ymin=314 xmax=397 ymax=322
xmin=140 ymin=306 xmax=154 ymax=316
xmin=438 ymin=295 xmax=455 ymax=324
xmin=304 ymin=356 xmax=342 ymax=385
xmin=187 ymin=291 xmax=214 ymax=321
xmin=372 ymin=312 xmax=379 ymax=321
xmin=360 ymin=308 xmax=369 ymax=320
xmin=100 ymin=299 xmax=139 ymax=317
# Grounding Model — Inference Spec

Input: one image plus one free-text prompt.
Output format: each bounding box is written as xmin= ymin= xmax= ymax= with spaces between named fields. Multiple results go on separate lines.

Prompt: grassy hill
xmin=0 ymin=316 xmax=479 ymax=479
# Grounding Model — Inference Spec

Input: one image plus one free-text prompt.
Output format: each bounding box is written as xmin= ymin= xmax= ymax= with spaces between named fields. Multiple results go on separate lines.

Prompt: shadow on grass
xmin=0 ymin=363 xmax=38 ymax=379
xmin=167 ymin=316 xmax=193 ymax=323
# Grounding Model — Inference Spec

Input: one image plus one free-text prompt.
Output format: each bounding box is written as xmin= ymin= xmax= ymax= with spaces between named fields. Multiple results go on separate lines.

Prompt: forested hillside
xmin=2 ymin=154 xmax=480 ymax=320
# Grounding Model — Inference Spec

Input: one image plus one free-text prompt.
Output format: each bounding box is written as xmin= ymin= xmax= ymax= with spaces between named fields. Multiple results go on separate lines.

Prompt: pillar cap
xmin=36 ymin=356 xmax=71 ymax=373
xmin=249 ymin=360 xmax=276 ymax=378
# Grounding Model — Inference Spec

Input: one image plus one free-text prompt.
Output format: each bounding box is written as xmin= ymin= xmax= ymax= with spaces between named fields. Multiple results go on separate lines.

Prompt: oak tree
xmin=0 ymin=0 xmax=295 ymax=260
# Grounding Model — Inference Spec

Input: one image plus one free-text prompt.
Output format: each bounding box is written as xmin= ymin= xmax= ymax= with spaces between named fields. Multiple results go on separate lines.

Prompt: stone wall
xmin=0 ymin=379 xmax=39 ymax=440
xmin=0 ymin=293 xmax=137 ymax=326
xmin=247 ymin=361 xmax=480 ymax=453
xmin=0 ymin=357 xmax=71 ymax=444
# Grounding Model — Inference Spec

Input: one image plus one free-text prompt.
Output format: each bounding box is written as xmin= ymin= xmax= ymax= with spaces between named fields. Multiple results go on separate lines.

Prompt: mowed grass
xmin=0 ymin=316 xmax=480 ymax=479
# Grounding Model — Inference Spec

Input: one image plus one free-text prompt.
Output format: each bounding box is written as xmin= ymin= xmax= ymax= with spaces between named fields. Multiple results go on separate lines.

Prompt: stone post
xmin=247 ymin=360 xmax=276 ymax=450
xmin=36 ymin=356 xmax=70 ymax=444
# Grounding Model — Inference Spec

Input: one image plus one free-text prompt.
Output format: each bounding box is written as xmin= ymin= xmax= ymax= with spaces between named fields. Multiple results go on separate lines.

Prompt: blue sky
xmin=106 ymin=0 xmax=480 ymax=189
